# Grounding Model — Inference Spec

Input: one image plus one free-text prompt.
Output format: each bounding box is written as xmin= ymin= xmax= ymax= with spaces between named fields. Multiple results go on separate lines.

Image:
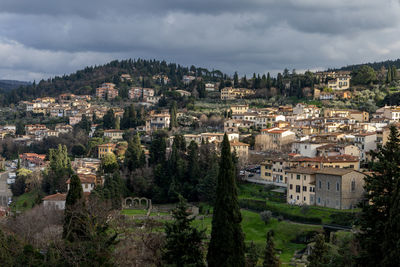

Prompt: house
xmin=293 ymin=103 xmax=321 ymax=118
xmin=97 ymin=143 xmax=116 ymax=159
xmin=315 ymin=168 xmax=365 ymax=209
xmin=182 ymin=75 xmax=196 ymax=84
xmin=205 ymin=83 xmax=215 ymax=91
xmin=287 ymin=168 xmax=316 ymax=205
xmin=316 ymin=144 xmax=360 ymax=158
xmin=69 ymin=115 xmax=82 ymax=126
xmin=291 ymin=141 xmax=328 ymax=158
xmin=128 ymin=87 xmax=155 ymax=100
xmin=319 ymin=92 xmax=335 ymax=100
xmin=120 ymin=74 xmax=132 ymax=81
xmin=104 ymin=129 xmax=124 ymax=141
xmin=96 ymin=83 xmax=118 ymax=99
xmin=145 ymin=113 xmax=170 ymax=132
xmin=42 ymin=193 xmax=66 ymax=210
xmin=224 ymin=119 xmax=254 ymax=133
xmin=255 ymin=115 xmax=285 ymax=128
xmin=383 ymin=106 xmax=400 ymax=121
xmin=66 ymin=174 xmax=99 ymax=193
xmin=255 ymin=128 xmax=295 ymax=151
xmin=220 ymin=87 xmax=255 ymax=100
xmin=19 ymin=153 xmax=46 ymax=169
xmin=230 ymin=104 xmax=249 ymax=114
xmin=327 ymin=75 xmax=351 ymax=90
xmin=175 ymin=90 xmax=192 ymax=97
xmin=353 ymin=132 xmax=377 ymax=161
xmin=260 ymin=156 xmax=291 ymax=185
xmin=72 ymin=158 xmax=101 ymax=175
xmin=230 ymin=140 xmax=249 ymax=165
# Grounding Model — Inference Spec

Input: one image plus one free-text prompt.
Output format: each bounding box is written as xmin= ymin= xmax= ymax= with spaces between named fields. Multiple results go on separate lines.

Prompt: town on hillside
xmin=0 ymin=62 xmax=400 ymax=266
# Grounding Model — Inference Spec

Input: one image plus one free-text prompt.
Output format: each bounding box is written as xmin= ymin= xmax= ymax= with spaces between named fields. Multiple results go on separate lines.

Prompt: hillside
xmin=0 ymin=80 xmax=31 ymax=91
xmin=0 ymin=59 xmax=225 ymax=105
xmin=332 ymin=58 xmax=400 ymax=71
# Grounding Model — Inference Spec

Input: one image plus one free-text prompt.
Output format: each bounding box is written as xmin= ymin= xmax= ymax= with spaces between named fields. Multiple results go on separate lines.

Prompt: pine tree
xmin=63 ymin=174 xmax=84 ymax=242
xmin=207 ymin=134 xmax=245 ymax=267
xmin=262 ymin=230 xmax=279 ymax=267
xmin=162 ymin=196 xmax=206 ymax=267
xmin=358 ymin=125 xmax=400 ymax=266
xmin=307 ymin=234 xmax=329 ymax=267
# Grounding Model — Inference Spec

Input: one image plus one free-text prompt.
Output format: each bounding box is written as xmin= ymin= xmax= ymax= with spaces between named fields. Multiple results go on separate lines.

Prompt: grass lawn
xmin=10 ymin=190 xmax=41 ymax=212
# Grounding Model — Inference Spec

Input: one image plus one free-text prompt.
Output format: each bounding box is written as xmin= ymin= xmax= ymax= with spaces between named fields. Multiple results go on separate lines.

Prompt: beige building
xmin=220 ymin=87 xmax=255 ymax=100
xmin=230 ymin=104 xmax=249 ymax=114
xmin=255 ymin=128 xmax=295 ymax=151
xmin=104 ymin=129 xmax=124 ymax=141
xmin=97 ymin=143 xmax=116 ymax=159
xmin=287 ymin=168 xmax=316 ymax=205
xmin=315 ymin=168 xmax=365 ymax=209
xmin=230 ymin=140 xmax=249 ymax=165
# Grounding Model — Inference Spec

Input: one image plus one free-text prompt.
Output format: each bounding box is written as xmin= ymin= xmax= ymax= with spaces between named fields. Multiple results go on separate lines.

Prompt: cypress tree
xmin=358 ymin=125 xmax=400 ymax=266
xmin=262 ymin=231 xmax=279 ymax=267
xmin=207 ymin=134 xmax=245 ymax=267
xmin=392 ymin=65 xmax=397 ymax=81
xmin=386 ymin=66 xmax=392 ymax=83
xmin=63 ymin=174 xmax=84 ymax=242
xmin=169 ymin=101 xmax=178 ymax=129
xmin=162 ymin=196 xmax=206 ymax=267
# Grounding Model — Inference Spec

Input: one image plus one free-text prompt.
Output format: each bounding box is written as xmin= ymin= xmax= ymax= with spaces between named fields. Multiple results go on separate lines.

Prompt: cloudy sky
xmin=1 ymin=0 xmax=400 ymax=81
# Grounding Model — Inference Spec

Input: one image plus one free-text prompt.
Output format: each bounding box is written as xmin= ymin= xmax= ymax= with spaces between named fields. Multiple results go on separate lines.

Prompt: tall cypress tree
xmin=169 ymin=101 xmax=178 ymax=130
xmin=63 ymin=174 xmax=84 ymax=242
xmin=358 ymin=125 xmax=400 ymax=266
xmin=262 ymin=231 xmax=279 ymax=267
xmin=207 ymin=134 xmax=245 ymax=267
xmin=307 ymin=234 xmax=329 ymax=267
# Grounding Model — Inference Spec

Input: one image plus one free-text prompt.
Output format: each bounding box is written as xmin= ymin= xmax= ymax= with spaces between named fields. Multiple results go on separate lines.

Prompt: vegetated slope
xmin=0 ymin=80 xmax=31 ymax=91
xmin=0 ymin=59 xmax=225 ymax=106
xmin=331 ymin=58 xmax=400 ymax=71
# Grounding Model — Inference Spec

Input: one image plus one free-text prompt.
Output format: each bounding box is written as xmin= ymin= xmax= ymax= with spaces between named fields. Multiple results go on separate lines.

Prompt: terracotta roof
xmin=316 ymin=168 xmax=360 ymax=176
xmin=43 ymin=193 xmax=66 ymax=201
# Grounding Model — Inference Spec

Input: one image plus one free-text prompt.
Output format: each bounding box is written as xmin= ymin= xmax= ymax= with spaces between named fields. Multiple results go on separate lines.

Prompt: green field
xmin=10 ymin=190 xmax=41 ymax=213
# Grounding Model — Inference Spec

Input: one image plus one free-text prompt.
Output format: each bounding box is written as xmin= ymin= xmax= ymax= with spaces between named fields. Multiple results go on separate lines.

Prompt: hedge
xmin=239 ymin=198 xmax=322 ymax=224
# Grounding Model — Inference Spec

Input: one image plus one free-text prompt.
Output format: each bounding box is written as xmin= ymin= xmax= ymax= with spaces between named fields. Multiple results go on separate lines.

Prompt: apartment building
xmin=96 ymin=83 xmax=118 ymax=99
xmin=287 ymin=168 xmax=316 ymax=205
xmin=255 ymin=128 xmax=295 ymax=151
xmin=353 ymin=132 xmax=377 ymax=161
xmin=230 ymin=104 xmax=249 ymax=114
xmin=128 ymin=87 xmax=155 ymax=100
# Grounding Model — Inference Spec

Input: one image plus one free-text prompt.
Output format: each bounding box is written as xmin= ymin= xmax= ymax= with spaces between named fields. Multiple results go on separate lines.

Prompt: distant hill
xmin=331 ymin=58 xmax=400 ymax=72
xmin=0 ymin=80 xmax=31 ymax=91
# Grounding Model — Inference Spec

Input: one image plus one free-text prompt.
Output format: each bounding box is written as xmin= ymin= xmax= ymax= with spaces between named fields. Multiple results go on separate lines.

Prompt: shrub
xmin=300 ymin=205 xmax=310 ymax=215
xmin=260 ymin=210 xmax=273 ymax=225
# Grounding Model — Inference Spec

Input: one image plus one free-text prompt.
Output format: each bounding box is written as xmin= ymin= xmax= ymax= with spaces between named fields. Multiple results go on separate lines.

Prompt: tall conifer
xmin=207 ymin=134 xmax=245 ymax=267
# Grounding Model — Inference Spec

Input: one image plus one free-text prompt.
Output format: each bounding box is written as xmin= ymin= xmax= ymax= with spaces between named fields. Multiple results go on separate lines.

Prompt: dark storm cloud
xmin=0 ymin=0 xmax=399 ymax=81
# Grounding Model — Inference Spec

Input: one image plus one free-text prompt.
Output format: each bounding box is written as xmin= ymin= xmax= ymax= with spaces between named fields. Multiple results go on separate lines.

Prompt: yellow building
xmin=230 ymin=140 xmax=249 ymax=165
xmin=220 ymin=87 xmax=255 ymax=100
xmin=97 ymin=143 xmax=116 ymax=159
xmin=230 ymin=104 xmax=249 ymax=114
xmin=287 ymin=168 xmax=316 ymax=205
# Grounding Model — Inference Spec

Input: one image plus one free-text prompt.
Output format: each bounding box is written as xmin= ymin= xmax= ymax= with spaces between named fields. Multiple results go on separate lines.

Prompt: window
xmin=303 ymin=186 xmax=307 ymax=192
xmin=291 ymin=174 xmax=293 ymax=179
xmin=296 ymin=185 xmax=301 ymax=193
xmin=327 ymin=182 xmax=330 ymax=190
xmin=290 ymin=184 xmax=293 ymax=190
xmin=351 ymin=179 xmax=356 ymax=192
xmin=297 ymin=195 xmax=299 ymax=200
xmin=297 ymin=174 xmax=300 ymax=180
xmin=304 ymin=175 xmax=307 ymax=180
xmin=336 ymin=182 xmax=340 ymax=191
xmin=350 ymin=165 xmax=354 ymax=168
xmin=304 ymin=196 xmax=306 ymax=201
xmin=318 ymin=180 xmax=322 ymax=189
xmin=310 ymin=196 xmax=314 ymax=202
xmin=318 ymin=197 xmax=321 ymax=204
xmin=290 ymin=194 xmax=293 ymax=199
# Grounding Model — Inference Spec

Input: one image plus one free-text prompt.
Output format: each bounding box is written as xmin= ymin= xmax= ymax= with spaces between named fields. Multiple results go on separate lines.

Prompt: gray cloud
xmin=0 ymin=0 xmax=400 ymax=81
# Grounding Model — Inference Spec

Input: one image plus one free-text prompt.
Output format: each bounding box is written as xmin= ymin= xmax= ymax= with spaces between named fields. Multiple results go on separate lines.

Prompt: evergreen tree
xmin=307 ymin=234 xmax=329 ymax=267
xmin=63 ymin=174 xmax=84 ymax=242
xmin=169 ymin=101 xmax=178 ymax=129
xmin=149 ymin=130 xmax=167 ymax=165
xmin=103 ymin=109 xmax=116 ymax=129
xmin=100 ymin=152 xmax=119 ymax=174
xmin=386 ymin=66 xmax=392 ymax=83
xmin=266 ymin=72 xmax=272 ymax=89
xmin=16 ymin=121 xmax=25 ymax=135
xmin=162 ymin=196 xmax=206 ymax=267
xmin=42 ymin=144 xmax=72 ymax=194
xmin=246 ymin=241 xmax=259 ymax=267
xmin=262 ymin=231 xmax=279 ymax=267
xmin=103 ymin=172 xmax=124 ymax=209
xmin=124 ymin=134 xmax=145 ymax=171
xmin=233 ymin=72 xmax=239 ymax=88
xmin=392 ymin=65 xmax=397 ymax=81
xmin=358 ymin=125 xmax=400 ymax=266
xmin=115 ymin=116 xmax=120 ymax=130
xmin=207 ymin=134 xmax=245 ymax=267
xmin=186 ymin=141 xmax=200 ymax=201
